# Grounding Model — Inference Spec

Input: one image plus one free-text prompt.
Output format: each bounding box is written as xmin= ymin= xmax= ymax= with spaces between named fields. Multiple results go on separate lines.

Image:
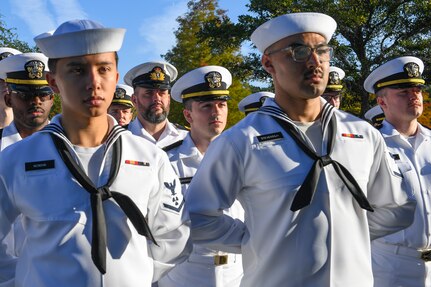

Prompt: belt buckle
xmin=214 ymin=255 xmax=228 ymax=266
xmin=421 ymin=250 xmax=431 ymax=262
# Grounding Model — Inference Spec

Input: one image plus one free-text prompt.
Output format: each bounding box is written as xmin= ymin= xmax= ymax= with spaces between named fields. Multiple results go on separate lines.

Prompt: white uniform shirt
xmin=159 ymin=134 xmax=243 ymax=287
xmin=0 ymin=115 xmax=191 ymax=287
xmin=0 ymin=122 xmax=24 ymax=258
xmin=0 ymin=122 xmax=22 ymax=151
xmin=128 ymin=118 xmax=188 ymax=148
xmin=372 ymin=120 xmax=431 ymax=286
xmin=186 ymin=98 xmax=415 ymax=287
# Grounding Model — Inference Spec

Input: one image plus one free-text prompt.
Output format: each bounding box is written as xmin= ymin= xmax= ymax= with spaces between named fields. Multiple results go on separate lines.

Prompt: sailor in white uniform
xmin=0 ymin=52 xmax=54 ymax=257
xmin=0 ymin=19 xmax=190 ymax=287
xmin=159 ymin=66 xmax=244 ymax=287
xmin=364 ymin=56 xmax=431 ymax=287
xmin=185 ymin=12 xmax=416 ymax=287
xmin=124 ymin=61 xmax=188 ymax=148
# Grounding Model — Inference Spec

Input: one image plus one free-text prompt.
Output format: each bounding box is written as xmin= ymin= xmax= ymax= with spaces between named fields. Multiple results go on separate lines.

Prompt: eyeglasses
xmin=11 ymin=91 xmax=54 ymax=102
xmin=266 ymin=44 xmax=333 ymax=63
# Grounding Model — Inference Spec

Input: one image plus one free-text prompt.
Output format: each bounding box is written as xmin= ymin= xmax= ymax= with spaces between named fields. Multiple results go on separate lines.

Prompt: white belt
xmin=188 ymin=253 xmax=238 ymax=266
xmin=373 ymin=240 xmax=431 ymax=261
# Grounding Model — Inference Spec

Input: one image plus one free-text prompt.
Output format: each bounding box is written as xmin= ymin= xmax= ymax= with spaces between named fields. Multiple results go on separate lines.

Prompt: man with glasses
xmin=185 ymin=12 xmax=415 ymax=286
xmin=321 ymin=66 xmax=345 ymax=109
xmin=364 ymin=56 xmax=431 ymax=287
xmin=0 ymin=52 xmax=54 ymax=258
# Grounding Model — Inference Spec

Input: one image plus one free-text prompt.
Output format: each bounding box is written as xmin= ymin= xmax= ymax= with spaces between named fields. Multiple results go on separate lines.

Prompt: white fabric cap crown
xmin=124 ymin=61 xmax=178 ymax=89
xmin=364 ymin=105 xmax=384 ymax=126
xmin=363 ymin=56 xmax=425 ymax=94
xmin=251 ymin=12 xmax=337 ymax=53
xmin=171 ymin=65 xmax=232 ymax=103
xmin=0 ymin=47 xmax=22 ymax=61
xmin=238 ymin=91 xmax=275 ymax=113
xmin=34 ymin=19 xmax=125 ymax=59
xmin=0 ymin=52 xmax=49 ymax=84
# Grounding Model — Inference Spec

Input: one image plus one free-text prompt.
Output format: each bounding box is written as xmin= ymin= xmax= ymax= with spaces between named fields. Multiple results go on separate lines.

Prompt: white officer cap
xmin=364 ymin=56 xmax=425 ymax=94
xmin=0 ymin=52 xmax=49 ymax=84
xmin=325 ymin=66 xmax=345 ymax=92
xmin=250 ymin=12 xmax=337 ymax=53
xmin=171 ymin=65 xmax=232 ymax=103
xmin=0 ymin=47 xmax=22 ymax=61
xmin=0 ymin=52 xmax=52 ymax=94
xmin=364 ymin=105 xmax=384 ymax=126
xmin=34 ymin=19 xmax=126 ymax=59
xmin=238 ymin=91 xmax=275 ymax=114
xmin=112 ymin=84 xmax=134 ymax=108
xmin=124 ymin=61 xmax=178 ymax=90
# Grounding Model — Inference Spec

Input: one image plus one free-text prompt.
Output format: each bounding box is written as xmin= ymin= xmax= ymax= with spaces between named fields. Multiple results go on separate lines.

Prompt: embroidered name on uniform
xmin=125 ymin=160 xmax=149 ymax=166
xmin=390 ymin=153 xmax=400 ymax=160
xmin=341 ymin=133 xmax=364 ymax=139
xmin=180 ymin=177 xmax=193 ymax=184
xmin=163 ymin=180 xmax=184 ymax=212
xmin=25 ymin=160 xmax=55 ymax=171
xmin=257 ymin=132 xmax=284 ymax=142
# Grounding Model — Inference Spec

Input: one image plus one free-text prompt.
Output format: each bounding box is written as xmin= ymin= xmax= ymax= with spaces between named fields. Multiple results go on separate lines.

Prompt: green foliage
xmin=49 ymin=94 xmax=62 ymax=119
xmin=198 ymin=0 xmax=431 ymax=118
xmin=163 ymin=0 xmax=252 ymax=128
xmin=0 ymin=15 xmax=38 ymax=52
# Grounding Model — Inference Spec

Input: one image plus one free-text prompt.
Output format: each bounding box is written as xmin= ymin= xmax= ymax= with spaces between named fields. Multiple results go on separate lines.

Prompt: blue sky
xmin=2 ymin=0 xmax=250 ymax=84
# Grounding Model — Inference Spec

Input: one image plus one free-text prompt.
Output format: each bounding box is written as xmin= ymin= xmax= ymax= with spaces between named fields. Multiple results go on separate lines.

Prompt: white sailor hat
xmin=0 ymin=52 xmax=52 ymax=94
xmin=0 ymin=47 xmax=22 ymax=62
xmin=171 ymin=65 xmax=232 ymax=103
xmin=124 ymin=61 xmax=178 ymax=90
xmin=364 ymin=56 xmax=425 ymax=94
xmin=34 ymin=19 xmax=125 ymax=59
xmin=250 ymin=12 xmax=337 ymax=53
xmin=238 ymin=91 xmax=275 ymax=114
xmin=325 ymin=66 xmax=345 ymax=92
xmin=364 ymin=105 xmax=385 ymax=126
xmin=112 ymin=84 xmax=134 ymax=108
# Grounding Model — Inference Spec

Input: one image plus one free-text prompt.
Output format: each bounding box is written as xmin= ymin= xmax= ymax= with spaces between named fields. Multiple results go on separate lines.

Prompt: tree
xmin=0 ymin=15 xmax=62 ymax=118
xmin=198 ymin=0 xmax=431 ymax=117
xmin=162 ymin=0 xmax=252 ymax=128
xmin=0 ymin=15 xmax=37 ymax=53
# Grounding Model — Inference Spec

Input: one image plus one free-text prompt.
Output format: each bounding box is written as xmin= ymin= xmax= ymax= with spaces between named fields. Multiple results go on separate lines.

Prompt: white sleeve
xmin=0 ymin=173 xmax=18 ymax=286
xmin=147 ymin=152 xmax=191 ymax=282
xmin=367 ymin=135 xmax=416 ymax=240
xmin=185 ymin=135 xmax=246 ymax=253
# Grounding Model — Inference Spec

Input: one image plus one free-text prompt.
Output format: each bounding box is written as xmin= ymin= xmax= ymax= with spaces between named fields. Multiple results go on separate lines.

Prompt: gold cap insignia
xmin=404 ymin=62 xmax=421 ymax=78
xmin=205 ymin=71 xmax=222 ymax=89
xmin=115 ymin=88 xmax=126 ymax=99
xmin=150 ymin=66 xmax=166 ymax=81
xmin=329 ymin=71 xmax=341 ymax=85
xmin=25 ymin=60 xmax=45 ymax=79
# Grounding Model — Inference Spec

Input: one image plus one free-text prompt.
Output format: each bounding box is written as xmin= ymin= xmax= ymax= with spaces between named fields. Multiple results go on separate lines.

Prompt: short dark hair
xmin=48 ymin=52 xmax=119 ymax=74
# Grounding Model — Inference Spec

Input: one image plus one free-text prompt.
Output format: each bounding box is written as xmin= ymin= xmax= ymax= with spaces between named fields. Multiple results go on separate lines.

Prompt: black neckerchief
xmin=259 ymin=104 xmax=373 ymax=212
xmin=49 ymin=128 xmax=157 ymax=274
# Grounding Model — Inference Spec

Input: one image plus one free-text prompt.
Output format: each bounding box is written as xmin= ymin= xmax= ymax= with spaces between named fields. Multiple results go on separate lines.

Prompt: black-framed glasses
xmin=11 ymin=91 xmax=54 ymax=102
xmin=266 ymin=44 xmax=333 ymax=63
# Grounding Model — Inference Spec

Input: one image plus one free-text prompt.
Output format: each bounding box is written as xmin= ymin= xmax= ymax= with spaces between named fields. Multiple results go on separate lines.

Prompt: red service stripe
xmin=341 ymin=133 xmax=363 ymax=138
xmin=125 ymin=160 xmax=144 ymax=166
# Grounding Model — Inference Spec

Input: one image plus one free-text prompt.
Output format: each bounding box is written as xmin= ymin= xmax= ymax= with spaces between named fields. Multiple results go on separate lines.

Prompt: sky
xmin=2 ymin=0 xmax=251 ymax=84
